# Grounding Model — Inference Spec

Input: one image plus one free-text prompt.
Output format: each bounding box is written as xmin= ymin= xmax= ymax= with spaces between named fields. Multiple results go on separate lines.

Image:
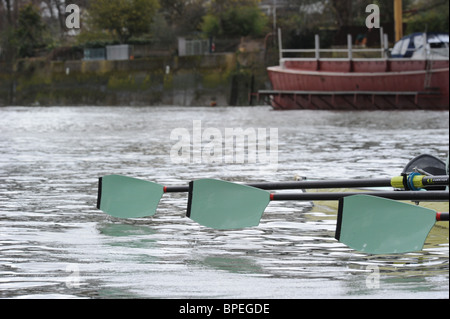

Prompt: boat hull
xmin=265 ymin=59 xmax=449 ymax=110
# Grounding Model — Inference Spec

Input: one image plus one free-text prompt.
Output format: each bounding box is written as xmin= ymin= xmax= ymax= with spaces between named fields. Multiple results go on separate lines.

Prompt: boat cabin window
xmin=428 ymin=34 xmax=449 ymax=49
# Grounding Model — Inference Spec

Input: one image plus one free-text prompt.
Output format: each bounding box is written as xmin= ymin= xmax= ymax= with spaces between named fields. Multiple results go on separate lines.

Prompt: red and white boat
xmin=259 ymin=32 xmax=449 ymax=110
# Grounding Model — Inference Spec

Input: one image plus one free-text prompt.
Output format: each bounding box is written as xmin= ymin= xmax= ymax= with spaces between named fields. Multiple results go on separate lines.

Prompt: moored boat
xmin=259 ymin=31 xmax=449 ymax=110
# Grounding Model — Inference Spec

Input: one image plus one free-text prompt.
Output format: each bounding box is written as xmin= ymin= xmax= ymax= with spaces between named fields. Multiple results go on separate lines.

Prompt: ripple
xmin=0 ymin=106 xmax=448 ymax=298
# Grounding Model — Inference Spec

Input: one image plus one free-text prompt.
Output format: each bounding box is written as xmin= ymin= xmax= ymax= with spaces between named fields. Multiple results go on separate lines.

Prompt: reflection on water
xmin=0 ymin=106 xmax=448 ymax=299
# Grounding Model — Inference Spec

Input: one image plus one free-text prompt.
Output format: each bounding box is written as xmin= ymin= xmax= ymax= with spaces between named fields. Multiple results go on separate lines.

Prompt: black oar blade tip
xmin=96 ymin=177 xmax=103 ymax=210
xmin=334 ymin=198 xmax=345 ymax=241
xmin=186 ymin=181 xmax=195 ymax=218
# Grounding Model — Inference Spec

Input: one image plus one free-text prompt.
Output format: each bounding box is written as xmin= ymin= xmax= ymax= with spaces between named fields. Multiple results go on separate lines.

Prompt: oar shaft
xmin=249 ymin=175 xmax=448 ymax=190
xmin=164 ymin=175 xmax=449 ymax=193
xmin=422 ymin=175 xmax=449 ymax=186
xmin=270 ymin=191 xmax=449 ymax=202
xmin=248 ymin=179 xmax=393 ymax=189
xmin=164 ymin=186 xmax=189 ymax=193
xmin=437 ymin=212 xmax=449 ymax=221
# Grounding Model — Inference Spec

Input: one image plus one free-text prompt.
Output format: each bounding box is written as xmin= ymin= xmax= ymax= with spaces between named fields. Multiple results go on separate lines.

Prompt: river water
xmin=0 ymin=106 xmax=448 ymax=299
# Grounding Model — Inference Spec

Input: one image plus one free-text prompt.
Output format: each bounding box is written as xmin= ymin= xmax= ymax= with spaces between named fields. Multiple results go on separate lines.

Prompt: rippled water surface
xmin=0 ymin=106 xmax=448 ymax=299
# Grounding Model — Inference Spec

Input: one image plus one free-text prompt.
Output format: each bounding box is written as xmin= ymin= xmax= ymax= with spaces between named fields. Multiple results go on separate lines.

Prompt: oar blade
xmin=97 ymin=175 xmax=164 ymax=218
xmin=335 ymin=195 xmax=437 ymax=254
xmin=187 ymin=179 xmax=271 ymax=230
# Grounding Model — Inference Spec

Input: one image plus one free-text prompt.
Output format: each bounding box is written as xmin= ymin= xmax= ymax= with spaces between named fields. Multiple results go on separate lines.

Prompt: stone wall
xmin=0 ymin=52 xmax=269 ymax=107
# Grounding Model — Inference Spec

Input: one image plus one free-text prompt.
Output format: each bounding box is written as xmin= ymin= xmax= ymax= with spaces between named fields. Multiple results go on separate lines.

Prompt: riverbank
xmin=0 ymin=52 xmax=269 ymax=107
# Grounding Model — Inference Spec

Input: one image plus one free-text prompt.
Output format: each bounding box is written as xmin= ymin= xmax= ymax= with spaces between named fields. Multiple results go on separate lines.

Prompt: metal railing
xmin=277 ymin=28 xmax=389 ymax=60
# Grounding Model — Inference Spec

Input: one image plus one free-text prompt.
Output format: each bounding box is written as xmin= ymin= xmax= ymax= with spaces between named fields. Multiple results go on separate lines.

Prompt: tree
xmin=159 ymin=0 xmax=205 ymax=35
xmin=202 ymin=14 xmax=220 ymax=37
xmin=330 ymin=0 xmax=353 ymax=27
xmin=405 ymin=0 xmax=449 ymax=33
xmin=202 ymin=0 xmax=268 ymax=38
xmin=88 ymin=0 xmax=160 ymax=43
xmin=16 ymin=3 xmax=47 ymax=57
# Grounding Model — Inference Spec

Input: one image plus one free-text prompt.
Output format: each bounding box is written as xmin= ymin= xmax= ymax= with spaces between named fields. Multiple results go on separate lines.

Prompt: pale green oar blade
xmin=335 ymin=195 xmax=437 ymax=254
xmin=187 ymin=179 xmax=271 ymax=230
xmin=97 ymin=175 xmax=164 ymax=218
